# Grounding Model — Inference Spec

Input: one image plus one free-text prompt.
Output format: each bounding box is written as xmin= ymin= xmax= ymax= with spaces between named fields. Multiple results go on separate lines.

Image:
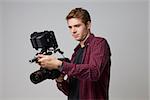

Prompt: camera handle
xmin=29 ymin=48 xmax=51 ymax=63
xmin=29 ymin=48 xmax=64 ymax=63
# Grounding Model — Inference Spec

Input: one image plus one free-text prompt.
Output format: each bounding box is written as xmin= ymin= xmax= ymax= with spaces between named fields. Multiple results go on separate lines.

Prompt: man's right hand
xmin=55 ymin=74 xmax=65 ymax=83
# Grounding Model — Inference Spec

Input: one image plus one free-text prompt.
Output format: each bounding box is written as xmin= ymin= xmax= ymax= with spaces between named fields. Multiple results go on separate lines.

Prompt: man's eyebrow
xmin=74 ymin=24 xmax=81 ymax=27
xmin=68 ymin=23 xmax=81 ymax=28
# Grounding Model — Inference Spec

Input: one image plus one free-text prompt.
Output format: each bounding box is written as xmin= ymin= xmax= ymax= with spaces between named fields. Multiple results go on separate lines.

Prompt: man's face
xmin=67 ymin=18 xmax=90 ymax=42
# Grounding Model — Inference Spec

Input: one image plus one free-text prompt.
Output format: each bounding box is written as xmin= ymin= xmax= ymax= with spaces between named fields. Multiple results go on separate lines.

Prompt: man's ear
xmin=86 ymin=21 xmax=91 ymax=30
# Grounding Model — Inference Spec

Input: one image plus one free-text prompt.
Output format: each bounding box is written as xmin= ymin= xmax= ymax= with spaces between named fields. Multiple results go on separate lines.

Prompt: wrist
xmin=58 ymin=60 xmax=63 ymax=66
xmin=58 ymin=61 xmax=63 ymax=72
xmin=57 ymin=60 xmax=62 ymax=68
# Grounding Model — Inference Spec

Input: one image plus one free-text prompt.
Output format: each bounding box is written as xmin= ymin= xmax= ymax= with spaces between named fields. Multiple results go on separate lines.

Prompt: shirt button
xmin=59 ymin=84 xmax=62 ymax=87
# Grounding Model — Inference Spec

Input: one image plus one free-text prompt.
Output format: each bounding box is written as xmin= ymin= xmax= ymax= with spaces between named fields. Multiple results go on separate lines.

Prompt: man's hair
xmin=66 ymin=8 xmax=91 ymax=25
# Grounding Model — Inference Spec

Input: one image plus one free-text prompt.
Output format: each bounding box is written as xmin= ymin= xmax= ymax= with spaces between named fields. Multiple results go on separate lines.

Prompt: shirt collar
xmin=74 ymin=33 xmax=94 ymax=52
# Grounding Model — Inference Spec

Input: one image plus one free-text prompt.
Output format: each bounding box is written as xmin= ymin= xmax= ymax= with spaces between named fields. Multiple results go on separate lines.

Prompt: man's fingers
xmin=36 ymin=54 xmax=44 ymax=58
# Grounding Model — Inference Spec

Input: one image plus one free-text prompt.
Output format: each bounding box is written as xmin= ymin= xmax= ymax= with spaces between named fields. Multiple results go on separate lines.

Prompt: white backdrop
xmin=0 ymin=1 xmax=3 ymax=99
xmin=0 ymin=0 xmax=149 ymax=100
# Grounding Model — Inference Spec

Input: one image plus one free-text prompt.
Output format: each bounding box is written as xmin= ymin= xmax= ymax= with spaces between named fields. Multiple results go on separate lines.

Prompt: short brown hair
xmin=66 ymin=8 xmax=91 ymax=25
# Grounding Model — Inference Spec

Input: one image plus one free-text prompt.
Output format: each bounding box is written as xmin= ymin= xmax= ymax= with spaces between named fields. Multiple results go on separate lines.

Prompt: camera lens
xmin=30 ymin=68 xmax=61 ymax=84
xmin=30 ymin=69 xmax=47 ymax=84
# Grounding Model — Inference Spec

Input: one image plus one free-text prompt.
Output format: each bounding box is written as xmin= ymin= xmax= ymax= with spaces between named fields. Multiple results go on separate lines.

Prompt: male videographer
xmin=37 ymin=8 xmax=111 ymax=100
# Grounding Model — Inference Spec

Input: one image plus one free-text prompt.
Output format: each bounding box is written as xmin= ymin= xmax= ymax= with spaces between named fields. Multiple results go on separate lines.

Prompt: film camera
xmin=29 ymin=30 xmax=69 ymax=84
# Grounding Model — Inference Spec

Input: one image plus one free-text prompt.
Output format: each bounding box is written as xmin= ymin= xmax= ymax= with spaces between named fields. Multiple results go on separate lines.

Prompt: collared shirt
xmin=56 ymin=34 xmax=111 ymax=100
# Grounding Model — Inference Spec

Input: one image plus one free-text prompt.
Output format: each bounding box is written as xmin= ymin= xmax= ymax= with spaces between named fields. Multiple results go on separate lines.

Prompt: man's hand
xmin=55 ymin=74 xmax=65 ymax=83
xmin=37 ymin=54 xmax=62 ymax=70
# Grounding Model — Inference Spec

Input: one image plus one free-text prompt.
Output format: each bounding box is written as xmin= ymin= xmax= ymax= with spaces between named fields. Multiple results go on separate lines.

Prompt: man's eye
xmin=68 ymin=26 xmax=72 ymax=29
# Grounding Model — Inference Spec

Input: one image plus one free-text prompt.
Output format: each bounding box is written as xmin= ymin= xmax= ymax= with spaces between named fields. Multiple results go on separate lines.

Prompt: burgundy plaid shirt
xmin=56 ymin=34 xmax=111 ymax=100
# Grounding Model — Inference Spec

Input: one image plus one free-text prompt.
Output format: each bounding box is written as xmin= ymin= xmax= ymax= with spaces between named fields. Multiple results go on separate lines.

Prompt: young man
xmin=37 ymin=8 xmax=111 ymax=100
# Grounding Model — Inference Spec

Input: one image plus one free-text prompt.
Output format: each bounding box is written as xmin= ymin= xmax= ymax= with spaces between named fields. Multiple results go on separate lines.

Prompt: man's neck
xmin=80 ymin=32 xmax=90 ymax=48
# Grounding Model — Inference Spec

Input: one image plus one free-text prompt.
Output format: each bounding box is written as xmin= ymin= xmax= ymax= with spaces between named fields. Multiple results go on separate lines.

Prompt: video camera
xmin=29 ymin=30 xmax=69 ymax=84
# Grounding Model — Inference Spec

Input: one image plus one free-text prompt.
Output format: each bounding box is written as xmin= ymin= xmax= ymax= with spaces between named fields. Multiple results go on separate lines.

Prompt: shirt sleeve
xmin=61 ymin=39 xmax=111 ymax=81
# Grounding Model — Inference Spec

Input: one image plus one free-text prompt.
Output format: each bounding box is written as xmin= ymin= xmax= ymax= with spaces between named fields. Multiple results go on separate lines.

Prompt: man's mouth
xmin=73 ymin=34 xmax=79 ymax=38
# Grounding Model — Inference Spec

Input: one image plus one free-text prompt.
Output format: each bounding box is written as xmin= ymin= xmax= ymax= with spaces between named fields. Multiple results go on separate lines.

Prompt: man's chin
xmin=74 ymin=38 xmax=80 ymax=41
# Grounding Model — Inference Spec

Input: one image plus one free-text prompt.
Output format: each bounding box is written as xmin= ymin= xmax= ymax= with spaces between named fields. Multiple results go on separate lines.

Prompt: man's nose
xmin=71 ymin=27 xmax=77 ymax=34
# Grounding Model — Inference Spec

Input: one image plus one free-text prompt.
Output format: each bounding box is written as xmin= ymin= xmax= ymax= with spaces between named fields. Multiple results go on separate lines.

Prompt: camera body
xmin=29 ymin=30 xmax=69 ymax=84
xmin=30 ymin=30 xmax=58 ymax=50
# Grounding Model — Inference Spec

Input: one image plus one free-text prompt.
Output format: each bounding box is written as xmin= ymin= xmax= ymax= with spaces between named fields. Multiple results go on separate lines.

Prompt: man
xmin=37 ymin=8 xmax=111 ymax=100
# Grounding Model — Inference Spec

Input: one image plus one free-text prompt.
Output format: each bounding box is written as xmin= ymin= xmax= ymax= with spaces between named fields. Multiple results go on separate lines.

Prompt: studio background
xmin=0 ymin=0 xmax=149 ymax=100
